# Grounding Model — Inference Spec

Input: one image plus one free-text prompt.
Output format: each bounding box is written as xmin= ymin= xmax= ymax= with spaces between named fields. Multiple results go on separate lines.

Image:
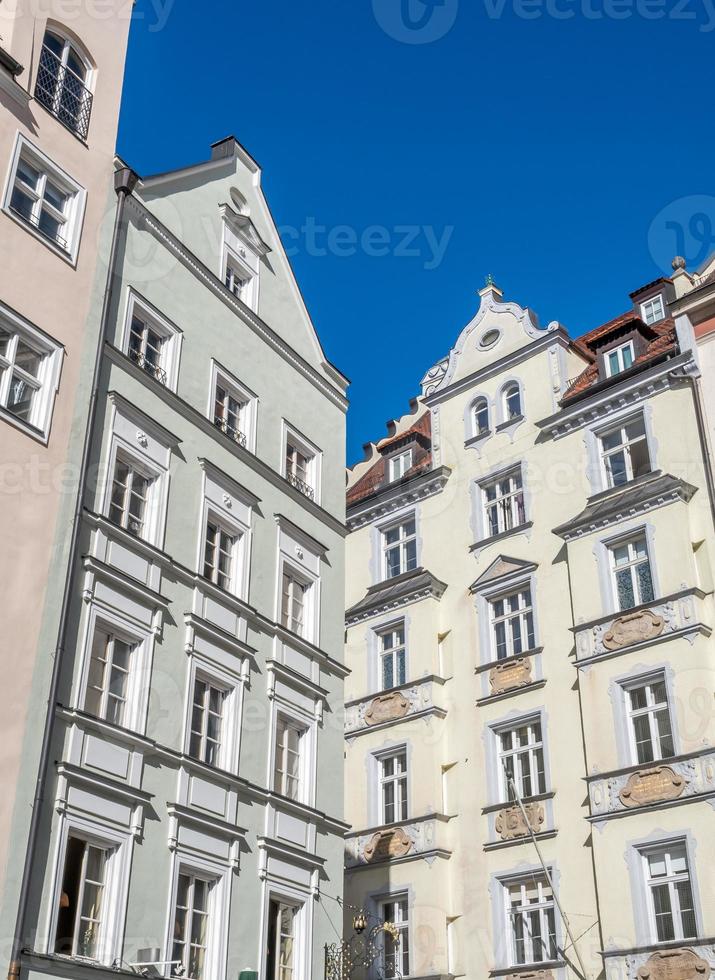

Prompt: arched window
xmin=502 ymin=382 xmax=522 ymax=421
xmin=35 ymin=29 xmax=93 ymax=140
xmin=472 ymin=397 xmax=490 ymax=436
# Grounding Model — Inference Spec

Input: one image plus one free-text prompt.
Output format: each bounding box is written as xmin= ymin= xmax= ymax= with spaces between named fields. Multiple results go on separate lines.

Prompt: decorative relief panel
xmin=603 ymin=609 xmax=665 ymax=650
xmin=490 ymin=657 xmax=533 ymax=694
xmin=589 ymin=750 xmax=715 ymax=817
xmin=575 ymin=592 xmax=707 ymax=662
xmin=364 ymin=692 xmax=409 ymax=726
xmin=495 ymin=802 xmax=545 ymax=840
xmin=345 ymin=816 xmax=445 ymax=868
xmin=606 ymin=944 xmax=715 ymax=980
xmin=345 ymin=679 xmax=443 ymax=735
xmin=619 ymin=766 xmax=686 ymax=808
xmin=636 ymin=948 xmax=710 ymax=980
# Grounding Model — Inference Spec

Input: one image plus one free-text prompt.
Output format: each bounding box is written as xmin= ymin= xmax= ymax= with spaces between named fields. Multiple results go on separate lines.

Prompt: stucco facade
xmin=343 ymin=280 xmax=715 ymax=980
xmin=0 ymin=0 xmax=131 ymax=950
xmin=5 ymin=137 xmax=348 ymax=980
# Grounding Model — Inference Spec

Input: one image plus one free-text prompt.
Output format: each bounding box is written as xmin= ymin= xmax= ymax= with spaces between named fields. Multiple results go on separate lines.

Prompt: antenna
xmin=502 ymin=762 xmax=589 ymax=980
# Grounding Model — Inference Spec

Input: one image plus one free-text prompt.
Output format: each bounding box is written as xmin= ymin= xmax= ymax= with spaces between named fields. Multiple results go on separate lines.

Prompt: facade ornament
xmin=363 ymin=827 xmax=412 ymax=863
xmin=136 ymin=430 xmax=148 ymax=447
xmin=495 ymin=802 xmax=544 ymax=840
xmin=364 ymin=691 xmax=409 ymax=726
xmin=603 ymin=609 xmax=665 ymax=650
xmin=619 ymin=766 xmax=687 ymax=808
xmin=636 ymin=947 xmax=710 ymax=980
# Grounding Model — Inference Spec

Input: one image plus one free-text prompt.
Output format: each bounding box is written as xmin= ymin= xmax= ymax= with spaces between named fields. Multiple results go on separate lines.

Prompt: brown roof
xmin=347 ymin=414 xmax=432 ymax=506
xmin=564 ymin=315 xmax=677 ymax=401
xmin=629 ymin=276 xmax=671 ymax=300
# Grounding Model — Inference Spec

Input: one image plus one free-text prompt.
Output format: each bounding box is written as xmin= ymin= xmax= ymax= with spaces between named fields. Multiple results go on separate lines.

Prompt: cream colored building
xmin=0 ymin=0 xmax=131 ymax=960
xmin=343 ymin=278 xmax=715 ymax=980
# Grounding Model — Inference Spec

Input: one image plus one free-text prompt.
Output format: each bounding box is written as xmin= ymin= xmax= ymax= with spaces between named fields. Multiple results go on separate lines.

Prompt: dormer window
xmin=605 ymin=341 xmax=635 ymax=378
xmin=640 ymin=295 xmax=665 ymax=326
xmin=220 ymin=204 xmax=270 ymax=314
xmin=389 ymin=450 xmax=412 ymax=483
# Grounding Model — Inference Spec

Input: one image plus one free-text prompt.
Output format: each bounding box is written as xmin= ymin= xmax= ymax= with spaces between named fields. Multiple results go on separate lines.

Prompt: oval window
xmin=479 ymin=329 xmax=501 ymax=349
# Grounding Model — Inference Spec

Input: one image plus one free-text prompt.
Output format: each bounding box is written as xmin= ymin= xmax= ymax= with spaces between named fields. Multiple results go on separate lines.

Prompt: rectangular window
xmin=606 ymin=341 xmax=636 ymax=377
xmin=389 ymin=450 xmax=412 ymax=483
xmin=128 ymin=313 xmax=167 ymax=385
xmin=273 ymin=717 xmax=303 ymax=800
xmin=108 ymin=455 xmax=153 ymax=539
xmin=54 ymin=837 xmax=109 ymax=960
xmin=610 ymin=535 xmax=655 ymax=611
xmin=490 ymin=587 xmax=535 ymax=660
xmin=8 ymin=148 xmax=77 ymax=252
xmin=189 ymin=678 xmax=226 ymax=767
xmin=499 ymin=720 xmax=546 ymax=801
xmin=626 ymin=677 xmax=675 ymax=765
xmin=266 ymin=901 xmax=298 ymax=980
xmin=84 ymin=628 xmax=134 ymax=727
xmin=506 ymin=876 xmax=557 ymax=966
xmin=285 ymin=442 xmax=315 ymax=500
xmin=171 ymin=873 xmax=214 ymax=980
xmin=281 ymin=570 xmax=308 ymax=636
xmin=225 ymin=262 xmax=249 ymax=300
xmin=483 ymin=471 xmax=526 ymax=538
xmin=641 ymin=295 xmax=665 ymax=325
xmin=0 ymin=318 xmax=60 ymax=436
xmin=599 ymin=416 xmax=651 ymax=488
xmin=213 ymin=381 xmax=247 ymax=448
xmin=379 ymin=624 xmax=406 ymax=690
xmin=381 ymin=897 xmax=409 ymax=979
xmin=380 ymin=751 xmax=408 ymax=824
xmin=203 ymin=520 xmax=237 ymax=592
xmin=382 ymin=517 xmax=417 ymax=580
xmin=643 ymin=844 xmax=697 ymax=943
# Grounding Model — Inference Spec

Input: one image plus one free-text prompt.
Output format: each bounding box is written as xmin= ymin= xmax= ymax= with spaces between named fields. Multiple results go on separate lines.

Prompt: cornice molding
xmin=346 ymin=466 xmax=452 ymax=531
xmin=346 ymin=566 xmax=448 ymax=626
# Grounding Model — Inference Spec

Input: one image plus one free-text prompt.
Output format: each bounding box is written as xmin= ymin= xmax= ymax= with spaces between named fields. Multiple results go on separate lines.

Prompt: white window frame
xmin=164 ymin=855 xmax=230 ymax=980
xmin=377 ymin=621 xmax=407 ymax=691
xmin=608 ymin=532 xmax=656 ymax=612
xmin=489 ymin=585 xmax=536 ymax=661
xmin=380 ymin=895 xmax=410 ymax=979
xmin=501 ymin=381 xmax=523 ymax=422
xmin=388 ymin=450 xmax=412 ymax=483
xmin=597 ymin=413 xmax=652 ymax=489
xmin=183 ymin=656 xmax=243 ymax=774
xmin=378 ymin=748 xmax=409 ymax=825
xmin=640 ymin=841 xmax=698 ymax=944
xmin=47 ymin=816 xmax=132 ymax=966
xmin=105 ymin=447 xmax=160 ymax=544
xmin=2 ymin=133 xmax=86 ymax=263
xmin=503 ymin=874 xmax=558 ymax=967
xmin=222 ymin=244 xmax=258 ymax=311
xmin=497 ymin=717 xmax=547 ymax=802
xmin=481 ymin=468 xmax=527 ymax=538
xmin=472 ymin=396 xmax=490 ymax=436
xmin=208 ymin=360 xmax=258 ymax=453
xmin=272 ymin=713 xmax=307 ymax=802
xmin=282 ymin=421 xmax=322 ymax=504
xmin=200 ymin=507 xmax=247 ymax=597
xmin=0 ymin=302 xmax=62 ymax=441
xmin=380 ymin=514 xmax=418 ymax=581
xmin=605 ymin=340 xmax=636 ymax=377
xmin=122 ymin=290 xmax=182 ymax=392
xmin=263 ymin=894 xmax=308 ymax=980
xmin=623 ymin=674 xmax=675 ymax=766
xmin=641 ymin=295 xmax=665 ymax=326
xmin=35 ymin=28 xmax=94 ymax=138
xmin=275 ymin=521 xmax=322 ymax=646
xmin=279 ymin=563 xmax=315 ymax=641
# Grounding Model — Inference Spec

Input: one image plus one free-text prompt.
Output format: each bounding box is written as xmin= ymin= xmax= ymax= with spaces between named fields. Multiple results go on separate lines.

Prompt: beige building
xmin=343 ymin=278 xmax=715 ymax=980
xmin=0 ymin=0 xmax=131 ymax=958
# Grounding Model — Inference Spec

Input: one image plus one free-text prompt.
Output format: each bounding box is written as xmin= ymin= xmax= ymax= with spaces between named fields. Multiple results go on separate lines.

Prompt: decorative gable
xmin=469 ymin=555 xmax=537 ymax=593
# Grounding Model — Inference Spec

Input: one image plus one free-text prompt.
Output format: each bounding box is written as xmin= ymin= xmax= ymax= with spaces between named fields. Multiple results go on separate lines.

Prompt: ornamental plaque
xmin=636 ymin=948 xmax=710 ymax=980
xmin=505 ymin=971 xmax=554 ymax=980
xmin=489 ymin=657 xmax=532 ymax=694
xmin=364 ymin=692 xmax=410 ymax=726
xmin=603 ymin=609 xmax=665 ymax=650
xmin=619 ymin=766 xmax=686 ymax=808
xmin=495 ymin=802 xmax=545 ymax=840
xmin=363 ymin=827 xmax=412 ymax=863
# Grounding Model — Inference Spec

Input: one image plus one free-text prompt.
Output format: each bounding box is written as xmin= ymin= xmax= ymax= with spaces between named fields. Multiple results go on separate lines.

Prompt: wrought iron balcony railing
xmin=213 ymin=415 xmax=247 ymax=448
xmin=34 ymin=44 xmax=93 ymax=141
xmin=286 ymin=471 xmax=315 ymax=500
xmin=129 ymin=348 xmax=167 ymax=386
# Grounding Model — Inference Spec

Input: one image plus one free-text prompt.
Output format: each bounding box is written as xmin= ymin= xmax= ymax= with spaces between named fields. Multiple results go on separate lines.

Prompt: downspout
xmin=7 ymin=165 xmax=138 ymax=980
xmin=683 ymin=371 xmax=715 ymax=528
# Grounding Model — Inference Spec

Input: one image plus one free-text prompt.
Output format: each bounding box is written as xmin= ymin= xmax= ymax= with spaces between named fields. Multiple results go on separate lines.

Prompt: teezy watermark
xmin=648 ymin=195 xmax=715 ymax=274
xmin=372 ymin=0 xmax=460 ymax=43
xmin=278 ymin=218 xmax=454 ymax=270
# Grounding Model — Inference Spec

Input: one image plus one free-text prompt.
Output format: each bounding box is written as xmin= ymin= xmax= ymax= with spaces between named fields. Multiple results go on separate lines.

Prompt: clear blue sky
xmin=117 ymin=0 xmax=714 ymax=463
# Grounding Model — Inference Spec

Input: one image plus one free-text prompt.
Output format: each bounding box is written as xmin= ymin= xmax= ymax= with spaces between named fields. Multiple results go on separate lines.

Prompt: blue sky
xmin=117 ymin=0 xmax=714 ymax=463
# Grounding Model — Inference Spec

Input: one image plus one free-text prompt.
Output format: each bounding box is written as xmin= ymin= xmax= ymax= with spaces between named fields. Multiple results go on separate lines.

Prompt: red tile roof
xmin=347 ymin=414 xmax=432 ymax=506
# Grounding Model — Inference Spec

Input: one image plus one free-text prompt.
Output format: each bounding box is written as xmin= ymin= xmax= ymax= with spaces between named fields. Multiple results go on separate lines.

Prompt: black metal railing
xmin=34 ymin=44 xmax=93 ymax=140
xmin=286 ymin=471 xmax=315 ymax=501
xmin=9 ymin=203 xmax=69 ymax=250
xmin=129 ymin=348 xmax=167 ymax=386
xmin=213 ymin=415 xmax=248 ymax=448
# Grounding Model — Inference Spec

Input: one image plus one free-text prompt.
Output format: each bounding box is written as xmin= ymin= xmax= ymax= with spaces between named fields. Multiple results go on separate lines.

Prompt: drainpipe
xmin=7 ymin=165 xmax=139 ymax=980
